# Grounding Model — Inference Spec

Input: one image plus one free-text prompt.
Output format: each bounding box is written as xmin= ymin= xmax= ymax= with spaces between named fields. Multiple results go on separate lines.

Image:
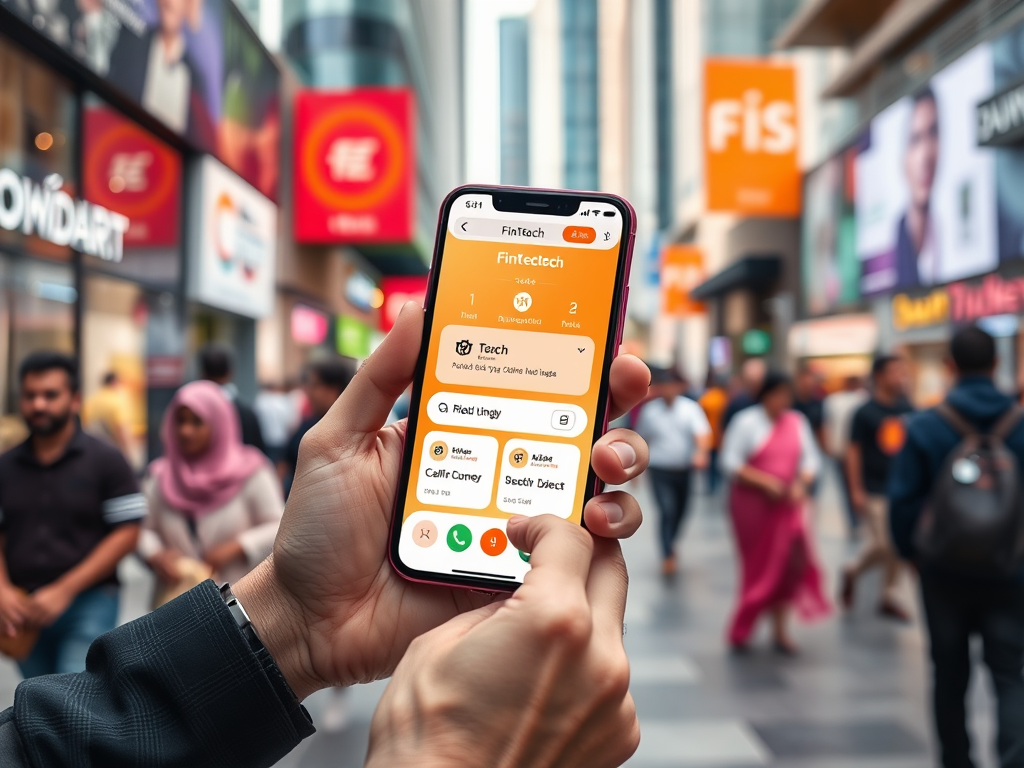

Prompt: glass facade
xmin=561 ymin=0 xmax=599 ymax=191
xmin=499 ymin=17 xmax=530 ymax=187
xmin=703 ymin=0 xmax=803 ymax=57
xmin=655 ymin=0 xmax=674 ymax=231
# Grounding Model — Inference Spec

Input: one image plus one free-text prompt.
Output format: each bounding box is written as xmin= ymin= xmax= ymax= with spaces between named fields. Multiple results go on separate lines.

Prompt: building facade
xmin=782 ymin=0 xmax=1024 ymax=402
xmin=0 ymin=0 xmax=281 ymax=463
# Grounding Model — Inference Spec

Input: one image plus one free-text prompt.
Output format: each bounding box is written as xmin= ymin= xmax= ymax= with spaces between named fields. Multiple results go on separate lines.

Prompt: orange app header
xmin=704 ymin=59 xmax=801 ymax=217
xmin=403 ymin=225 xmax=621 ymax=528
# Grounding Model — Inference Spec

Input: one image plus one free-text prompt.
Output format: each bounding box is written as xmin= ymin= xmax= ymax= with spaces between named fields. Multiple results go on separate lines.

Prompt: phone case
xmin=388 ymin=184 xmax=637 ymax=592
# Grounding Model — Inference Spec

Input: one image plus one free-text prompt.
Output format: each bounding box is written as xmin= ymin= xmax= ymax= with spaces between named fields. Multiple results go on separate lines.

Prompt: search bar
xmin=426 ymin=392 xmax=588 ymax=438
xmin=452 ymin=218 xmax=617 ymax=248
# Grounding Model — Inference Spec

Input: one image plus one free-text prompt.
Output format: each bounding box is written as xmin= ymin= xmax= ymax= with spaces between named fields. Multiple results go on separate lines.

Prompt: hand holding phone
xmin=236 ymin=301 xmax=650 ymax=696
xmin=390 ymin=186 xmax=638 ymax=591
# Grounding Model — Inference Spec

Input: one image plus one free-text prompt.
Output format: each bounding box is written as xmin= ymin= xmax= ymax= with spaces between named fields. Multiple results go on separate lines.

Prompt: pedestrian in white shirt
xmin=635 ymin=368 xmax=712 ymax=576
xmin=822 ymin=375 xmax=868 ymax=535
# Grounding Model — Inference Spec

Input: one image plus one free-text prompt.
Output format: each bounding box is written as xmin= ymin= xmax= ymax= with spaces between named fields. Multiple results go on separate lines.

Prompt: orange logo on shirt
xmin=878 ymin=416 xmax=907 ymax=456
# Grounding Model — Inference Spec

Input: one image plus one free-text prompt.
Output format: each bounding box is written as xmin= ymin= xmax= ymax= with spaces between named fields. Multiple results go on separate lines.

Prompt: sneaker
xmin=661 ymin=555 xmax=678 ymax=576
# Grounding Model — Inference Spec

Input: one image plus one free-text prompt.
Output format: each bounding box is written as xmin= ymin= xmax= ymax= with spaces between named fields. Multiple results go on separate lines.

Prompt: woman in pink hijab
xmin=139 ymin=381 xmax=284 ymax=586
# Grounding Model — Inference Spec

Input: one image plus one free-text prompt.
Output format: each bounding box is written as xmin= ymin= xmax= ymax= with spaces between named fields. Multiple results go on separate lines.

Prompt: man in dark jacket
xmin=889 ymin=325 xmax=1024 ymax=768
xmin=199 ymin=343 xmax=266 ymax=456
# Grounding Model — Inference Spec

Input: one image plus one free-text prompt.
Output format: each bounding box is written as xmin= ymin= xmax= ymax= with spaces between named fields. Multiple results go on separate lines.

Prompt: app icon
xmin=480 ymin=528 xmax=508 ymax=557
xmin=551 ymin=410 xmax=575 ymax=431
xmin=518 ymin=550 xmax=531 ymax=563
xmin=429 ymin=440 xmax=449 ymax=461
xmin=455 ymin=339 xmax=473 ymax=356
xmin=446 ymin=524 xmax=472 ymax=552
xmin=412 ymin=520 xmax=438 ymax=548
xmin=513 ymin=292 xmax=532 ymax=312
xmin=509 ymin=447 xmax=529 ymax=469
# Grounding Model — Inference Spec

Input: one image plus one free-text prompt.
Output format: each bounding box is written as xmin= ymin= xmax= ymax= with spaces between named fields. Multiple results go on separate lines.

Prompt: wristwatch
xmin=220 ymin=581 xmax=309 ymax=721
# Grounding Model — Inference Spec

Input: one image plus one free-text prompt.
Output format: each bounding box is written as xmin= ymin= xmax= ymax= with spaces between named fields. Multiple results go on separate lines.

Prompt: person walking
xmin=635 ymin=368 xmax=711 ymax=576
xmin=823 ymin=375 xmax=869 ymax=535
xmin=793 ymin=365 xmax=825 ymax=449
xmin=890 ymin=325 xmax=1024 ymax=768
xmin=140 ymin=380 xmax=284 ymax=592
xmin=720 ymin=372 xmax=830 ymax=653
xmin=699 ymin=373 xmax=729 ymax=495
xmin=722 ymin=357 xmax=767 ymax=433
xmin=280 ymin=357 xmax=356 ymax=496
xmin=253 ymin=382 xmax=300 ymax=466
xmin=198 ymin=343 xmax=266 ymax=455
xmin=81 ymin=371 xmax=134 ymax=458
xmin=0 ymin=352 xmax=145 ymax=677
xmin=839 ymin=356 xmax=913 ymax=621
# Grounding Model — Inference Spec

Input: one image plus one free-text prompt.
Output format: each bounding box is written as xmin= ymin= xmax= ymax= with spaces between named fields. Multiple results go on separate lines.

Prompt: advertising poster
xmin=4 ymin=0 xmax=280 ymax=200
xmin=704 ymin=59 xmax=801 ymax=217
xmin=991 ymin=23 xmax=1024 ymax=262
xmin=855 ymin=44 xmax=997 ymax=295
xmin=188 ymin=156 xmax=277 ymax=319
xmin=294 ymin=89 xmax=415 ymax=245
xmin=801 ymin=146 xmax=860 ymax=316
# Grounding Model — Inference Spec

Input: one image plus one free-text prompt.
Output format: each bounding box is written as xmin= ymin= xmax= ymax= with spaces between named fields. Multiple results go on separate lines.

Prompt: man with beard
xmin=0 ymin=352 xmax=144 ymax=678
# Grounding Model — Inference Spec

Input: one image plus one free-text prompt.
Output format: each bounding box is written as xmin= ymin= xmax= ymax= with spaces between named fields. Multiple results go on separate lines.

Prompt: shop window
xmin=0 ymin=257 xmax=76 ymax=451
xmin=0 ymin=37 xmax=77 ymax=262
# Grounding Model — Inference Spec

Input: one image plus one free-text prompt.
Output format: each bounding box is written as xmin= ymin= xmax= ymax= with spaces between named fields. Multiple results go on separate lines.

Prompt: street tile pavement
xmin=0 ymin=467 xmax=1003 ymax=767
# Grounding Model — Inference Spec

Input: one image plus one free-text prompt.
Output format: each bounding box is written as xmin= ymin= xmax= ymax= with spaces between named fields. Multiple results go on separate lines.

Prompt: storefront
xmin=0 ymin=0 xmax=280 ymax=461
xmin=788 ymin=313 xmax=878 ymax=389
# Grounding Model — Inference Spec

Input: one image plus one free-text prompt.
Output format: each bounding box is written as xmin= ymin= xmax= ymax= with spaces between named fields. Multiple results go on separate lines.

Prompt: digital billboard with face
xmin=855 ymin=44 xmax=998 ymax=296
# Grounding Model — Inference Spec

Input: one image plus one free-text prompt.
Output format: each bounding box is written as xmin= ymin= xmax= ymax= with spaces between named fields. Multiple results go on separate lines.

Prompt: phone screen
xmin=392 ymin=190 xmax=630 ymax=588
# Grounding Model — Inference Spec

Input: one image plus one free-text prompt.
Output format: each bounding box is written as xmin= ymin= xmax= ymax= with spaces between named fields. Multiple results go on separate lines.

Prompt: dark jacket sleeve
xmin=888 ymin=426 xmax=931 ymax=561
xmin=0 ymin=581 xmax=313 ymax=768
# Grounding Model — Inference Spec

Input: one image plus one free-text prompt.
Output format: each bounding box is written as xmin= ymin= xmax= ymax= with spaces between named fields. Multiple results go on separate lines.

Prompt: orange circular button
xmin=480 ymin=528 xmax=508 ymax=557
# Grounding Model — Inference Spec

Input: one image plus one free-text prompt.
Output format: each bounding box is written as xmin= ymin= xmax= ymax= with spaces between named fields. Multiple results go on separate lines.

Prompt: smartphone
xmin=389 ymin=186 xmax=635 ymax=592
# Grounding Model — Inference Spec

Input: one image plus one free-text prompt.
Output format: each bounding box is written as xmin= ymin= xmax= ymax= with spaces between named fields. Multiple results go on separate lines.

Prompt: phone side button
xmin=615 ymin=287 xmax=629 ymax=349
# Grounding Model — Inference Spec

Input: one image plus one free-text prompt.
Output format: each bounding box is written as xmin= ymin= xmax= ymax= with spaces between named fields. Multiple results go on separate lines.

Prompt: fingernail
xmin=600 ymin=501 xmax=624 ymax=524
xmin=506 ymin=515 xmax=527 ymax=531
xmin=609 ymin=441 xmax=637 ymax=469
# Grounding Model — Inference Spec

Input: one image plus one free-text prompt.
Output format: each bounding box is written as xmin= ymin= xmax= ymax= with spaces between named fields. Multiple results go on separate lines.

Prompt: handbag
xmin=0 ymin=589 xmax=39 ymax=661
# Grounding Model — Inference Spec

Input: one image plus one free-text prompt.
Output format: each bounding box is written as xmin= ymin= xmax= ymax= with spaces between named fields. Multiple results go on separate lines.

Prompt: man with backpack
xmin=890 ymin=325 xmax=1024 ymax=768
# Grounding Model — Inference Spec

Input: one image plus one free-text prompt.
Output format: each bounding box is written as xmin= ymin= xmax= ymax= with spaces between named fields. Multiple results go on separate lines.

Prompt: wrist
xmin=233 ymin=556 xmax=323 ymax=700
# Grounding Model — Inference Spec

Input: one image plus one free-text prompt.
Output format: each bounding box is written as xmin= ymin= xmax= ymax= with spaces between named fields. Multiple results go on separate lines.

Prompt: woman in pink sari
xmin=720 ymin=372 xmax=831 ymax=654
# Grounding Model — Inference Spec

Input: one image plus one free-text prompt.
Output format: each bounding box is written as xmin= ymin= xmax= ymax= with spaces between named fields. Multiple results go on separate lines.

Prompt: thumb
xmin=314 ymin=301 xmax=424 ymax=444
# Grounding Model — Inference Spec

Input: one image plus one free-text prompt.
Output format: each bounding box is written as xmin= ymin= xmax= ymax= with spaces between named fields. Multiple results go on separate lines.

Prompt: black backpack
xmin=914 ymin=403 xmax=1024 ymax=576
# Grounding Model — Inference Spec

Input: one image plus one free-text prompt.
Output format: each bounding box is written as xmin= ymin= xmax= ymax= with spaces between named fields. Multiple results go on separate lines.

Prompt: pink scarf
xmin=150 ymin=381 xmax=267 ymax=519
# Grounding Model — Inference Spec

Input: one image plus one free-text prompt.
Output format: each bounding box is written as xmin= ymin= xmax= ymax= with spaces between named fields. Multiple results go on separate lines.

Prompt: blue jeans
xmin=649 ymin=467 xmax=692 ymax=559
xmin=18 ymin=586 xmax=119 ymax=678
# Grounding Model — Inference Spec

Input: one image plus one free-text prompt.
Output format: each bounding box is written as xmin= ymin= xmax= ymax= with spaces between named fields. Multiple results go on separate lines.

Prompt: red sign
xmin=83 ymin=106 xmax=181 ymax=248
xmin=380 ymin=276 xmax=428 ymax=332
xmin=294 ymin=89 xmax=415 ymax=244
xmin=949 ymin=274 xmax=1024 ymax=322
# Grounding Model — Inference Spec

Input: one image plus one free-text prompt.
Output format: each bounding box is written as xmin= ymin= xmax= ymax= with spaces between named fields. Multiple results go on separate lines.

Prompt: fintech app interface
xmin=399 ymin=193 xmax=624 ymax=583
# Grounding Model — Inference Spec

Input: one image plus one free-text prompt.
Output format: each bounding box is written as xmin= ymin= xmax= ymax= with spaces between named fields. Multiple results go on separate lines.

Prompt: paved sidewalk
xmin=0 ymin=468 xmax=1001 ymax=766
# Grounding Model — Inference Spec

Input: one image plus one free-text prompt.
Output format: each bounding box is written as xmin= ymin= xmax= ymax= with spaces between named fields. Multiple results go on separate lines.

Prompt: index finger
xmin=608 ymin=355 xmax=651 ymax=421
xmin=506 ymin=514 xmax=594 ymax=598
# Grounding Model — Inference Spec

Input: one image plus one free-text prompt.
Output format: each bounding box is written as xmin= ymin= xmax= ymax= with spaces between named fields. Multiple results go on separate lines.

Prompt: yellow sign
xmin=891 ymin=289 xmax=949 ymax=332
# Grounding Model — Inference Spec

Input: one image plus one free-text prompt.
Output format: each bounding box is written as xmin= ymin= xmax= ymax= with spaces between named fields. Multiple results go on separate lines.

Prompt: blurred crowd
xmin=633 ymin=325 xmax=1024 ymax=768
xmin=1 ymin=324 xmax=1024 ymax=766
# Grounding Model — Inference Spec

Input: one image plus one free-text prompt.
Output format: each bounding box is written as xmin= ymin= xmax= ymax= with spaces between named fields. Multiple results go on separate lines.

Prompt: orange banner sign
xmin=661 ymin=245 xmax=706 ymax=316
xmin=704 ymin=59 xmax=800 ymax=216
